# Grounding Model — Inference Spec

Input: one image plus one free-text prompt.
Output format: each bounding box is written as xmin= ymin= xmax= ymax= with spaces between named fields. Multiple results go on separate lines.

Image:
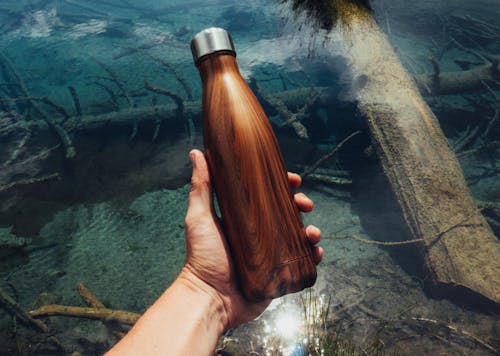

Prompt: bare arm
xmin=106 ymin=269 xmax=225 ymax=355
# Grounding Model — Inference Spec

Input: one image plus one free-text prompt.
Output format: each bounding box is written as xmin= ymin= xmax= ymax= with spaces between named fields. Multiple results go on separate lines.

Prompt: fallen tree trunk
xmin=322 ymin=0 xmax=499 ymax=303
xmin=415 ymin=62 xmax=500 ymax=96
xmin=61 ymin=62 xmax=499 ymax=132
xmin=1 ymin=60 xmax=497 ymax=235
xmin=3 ymin=61 xmax=495 ymax=139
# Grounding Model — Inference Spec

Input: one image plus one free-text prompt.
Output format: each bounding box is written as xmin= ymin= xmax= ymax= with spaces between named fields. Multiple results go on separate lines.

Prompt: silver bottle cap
xmin=191 ymin=27 xmax=235 ymax=64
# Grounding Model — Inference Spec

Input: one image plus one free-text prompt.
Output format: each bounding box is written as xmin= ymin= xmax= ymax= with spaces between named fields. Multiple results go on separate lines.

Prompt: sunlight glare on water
xmin=257 ymin=291 xmax=331 ymax=355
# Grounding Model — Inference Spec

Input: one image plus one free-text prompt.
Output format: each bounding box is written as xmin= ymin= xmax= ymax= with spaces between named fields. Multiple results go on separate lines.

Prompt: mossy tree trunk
xmin=326 ymin=0 xmax=499 ymax=303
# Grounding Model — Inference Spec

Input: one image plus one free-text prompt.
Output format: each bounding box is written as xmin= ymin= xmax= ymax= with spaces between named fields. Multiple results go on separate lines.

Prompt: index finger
xmin=287 ymin=172 xmax=302 ymax=188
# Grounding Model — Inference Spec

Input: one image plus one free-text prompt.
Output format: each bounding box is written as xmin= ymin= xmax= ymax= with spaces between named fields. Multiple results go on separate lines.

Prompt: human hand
xmin=179 ymin=149 xmax=323 ymax=330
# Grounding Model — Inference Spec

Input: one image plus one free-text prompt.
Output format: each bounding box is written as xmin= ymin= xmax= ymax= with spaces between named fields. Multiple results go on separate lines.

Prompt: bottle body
xmin=197 ymin=52 xmax=316 ymax=302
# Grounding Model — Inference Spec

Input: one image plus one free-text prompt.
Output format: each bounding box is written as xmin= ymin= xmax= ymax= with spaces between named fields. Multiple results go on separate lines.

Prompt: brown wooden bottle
xmin=191 ymin=28 xmax=317 ymax=302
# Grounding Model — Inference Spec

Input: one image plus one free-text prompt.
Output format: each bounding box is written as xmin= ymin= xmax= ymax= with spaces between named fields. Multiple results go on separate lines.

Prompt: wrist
xmin=107 ymin=267 xmax=228 ymax=356
xmin=176 ymin=266 xmax=229 ymax=333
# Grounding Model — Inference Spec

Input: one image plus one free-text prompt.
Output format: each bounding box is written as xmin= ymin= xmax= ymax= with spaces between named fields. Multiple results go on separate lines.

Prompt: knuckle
xmin=190 ymin=176 xmax=210 ymax=192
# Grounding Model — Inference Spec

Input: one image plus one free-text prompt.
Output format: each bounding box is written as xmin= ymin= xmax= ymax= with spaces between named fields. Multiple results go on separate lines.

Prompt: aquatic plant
xmin=216 ymin=289 xmax=390 ymax=355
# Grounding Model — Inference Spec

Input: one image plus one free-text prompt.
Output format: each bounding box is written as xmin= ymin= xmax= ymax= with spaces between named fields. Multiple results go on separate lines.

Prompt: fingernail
xmin=189 ymin=150 xmax=196 ymax=168
xmin=308 ymin=225 xmax=321 ymax=235
xmin=299 ymin=193 xmax=312 ymax=204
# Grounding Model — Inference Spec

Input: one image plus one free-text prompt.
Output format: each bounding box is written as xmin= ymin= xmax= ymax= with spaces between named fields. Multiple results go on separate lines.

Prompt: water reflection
xmin=249 ymin=290 xmax=331 ymax=356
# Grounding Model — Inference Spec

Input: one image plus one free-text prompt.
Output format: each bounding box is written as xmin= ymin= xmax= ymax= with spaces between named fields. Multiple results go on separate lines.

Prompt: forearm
xmin=106 ymin=269 xmax=227 ymax=356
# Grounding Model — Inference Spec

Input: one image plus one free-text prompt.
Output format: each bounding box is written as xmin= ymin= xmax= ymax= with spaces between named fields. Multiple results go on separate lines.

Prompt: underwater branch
xmin=29 ymin=305 xmax=141 ymax=324
xmin=64 ymin=60 xmax=496 ymax=133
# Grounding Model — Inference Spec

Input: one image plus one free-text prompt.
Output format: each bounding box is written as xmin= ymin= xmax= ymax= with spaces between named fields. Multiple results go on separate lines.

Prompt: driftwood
xmin=76 ymin=282 xmax=127 ymax=338
xmin=67 ymin=86 xmax=82 ymax=118
xmin=0 ymin=62 xmax=496 ymax=199
xmin=58 ymin=69 xmax=494 ymax=133
xmin=0 ymin=51 xmax=76 ymax=158
xmin=301 ymin=131 xmax=362 ymax=178
xmin=27 ymin=284 xmax=140 ymax=326
xmin=0 ymin=97 xmax=71 ymax=121
xmin=415 ymin=61 xmax=500 ymax=96
xmin=0 ymin=287 xmax=64 ymax=350
xmin=0 ymin=59 xmax=495 ymax=141
xmin=144 ymin=80 xmax=184 ymax=116
xmin=407 ymin=317 xmax=497 ymax=354
xmin=249 ymin=77 xmax=313 ymax=139
xmin=325 ymin=233 xmax=425 ymax=246
xmin=29 ymin=305 xmax=140 ymax=324
xmin=0 ymin=74 xmax=494 ymax=207
xmin=1 ymin=282 xmax=135 ymax=348
xmin=317 ymin=0 xmax=500 ymax=303
xmin=77 ymin=282 xmax=105 ymax=309
xmin=138 ymin=50 xmax=193 ymax=100
xmin=0 ymin=287 xmax=51 ymax=333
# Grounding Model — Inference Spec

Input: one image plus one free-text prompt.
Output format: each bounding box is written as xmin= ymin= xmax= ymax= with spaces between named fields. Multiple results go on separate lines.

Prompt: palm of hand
xmin=184 ymin=203 xmax=270 ymax=327
xmin=182 ymin=149 xmax=321 ymax=329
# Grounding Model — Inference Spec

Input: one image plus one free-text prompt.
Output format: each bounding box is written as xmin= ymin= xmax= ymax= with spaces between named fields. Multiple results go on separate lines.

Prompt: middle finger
xmin=294 ymin=192 xmax=313 ymax=212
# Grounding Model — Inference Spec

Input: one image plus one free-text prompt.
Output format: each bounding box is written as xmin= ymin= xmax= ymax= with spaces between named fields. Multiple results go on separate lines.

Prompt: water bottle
xmin=191 ymin=28 xmax=317 ymax=302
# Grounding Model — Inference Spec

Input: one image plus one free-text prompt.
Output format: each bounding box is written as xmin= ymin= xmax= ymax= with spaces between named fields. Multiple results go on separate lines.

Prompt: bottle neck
xmin=196 ymin=52 xmax=240 ymax=84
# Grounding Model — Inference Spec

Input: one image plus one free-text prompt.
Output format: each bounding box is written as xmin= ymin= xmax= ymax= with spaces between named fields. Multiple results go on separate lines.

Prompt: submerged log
xmin=0 ymin=288 xmax=64 ymax=350
xmin=0 ymin=62 xmax=494 ymax=145
xmin=319 ymin=0 xmax=499 ymax=303
xmin=0 ymin=67 xmax=496 ymax=231
xmin=415 ymin=62 xmax=500 ymax=96
xmin=29 ymin=305 xmax=140 ymax=324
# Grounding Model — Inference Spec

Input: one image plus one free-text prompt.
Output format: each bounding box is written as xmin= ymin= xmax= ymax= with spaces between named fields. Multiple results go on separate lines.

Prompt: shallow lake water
xmin=0 ymin=0 xmax=498 ymax=354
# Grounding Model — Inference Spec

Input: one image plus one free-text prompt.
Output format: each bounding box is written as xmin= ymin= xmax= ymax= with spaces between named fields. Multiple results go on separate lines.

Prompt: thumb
xmin=187 ymin=149 xmax=213 ymax=216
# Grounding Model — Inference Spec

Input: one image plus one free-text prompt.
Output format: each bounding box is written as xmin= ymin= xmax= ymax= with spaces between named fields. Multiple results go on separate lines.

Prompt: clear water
xmin=0 ymin=0 xmax=498 ymax=354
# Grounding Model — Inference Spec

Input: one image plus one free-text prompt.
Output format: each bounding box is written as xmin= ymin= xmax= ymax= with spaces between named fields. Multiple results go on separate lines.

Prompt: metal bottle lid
xmin=190 ymin=27 xmax=235 ymax=64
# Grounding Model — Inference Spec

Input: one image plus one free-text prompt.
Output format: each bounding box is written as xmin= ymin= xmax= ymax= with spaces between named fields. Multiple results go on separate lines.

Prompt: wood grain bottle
xmin=191 ymin=28 xmax=317 ymax=302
